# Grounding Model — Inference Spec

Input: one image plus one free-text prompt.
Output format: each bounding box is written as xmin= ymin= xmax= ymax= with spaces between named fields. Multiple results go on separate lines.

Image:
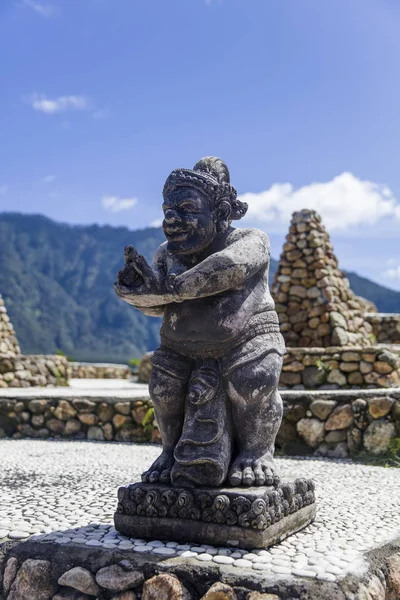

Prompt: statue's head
xmin=162 ymin=157 xmax=248 ymax=256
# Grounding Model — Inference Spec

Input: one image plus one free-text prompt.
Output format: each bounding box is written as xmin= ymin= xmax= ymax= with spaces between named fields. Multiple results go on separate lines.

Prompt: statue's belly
xmin=162 ymin=297 xmax=239 ymax=343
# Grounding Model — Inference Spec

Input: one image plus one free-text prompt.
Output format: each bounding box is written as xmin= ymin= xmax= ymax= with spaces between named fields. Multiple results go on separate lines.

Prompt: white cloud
xmin=150 ymin=219 xmax=163 ymax=227
xmin=29 ymin=94 xmax=90 ymax=114
xmin=382 ymin=258 xmax=400 ymax=280
xmin=240 ymin=172 xmax=400 ymax=231
xmin=21 ymin=0 xmax=54 ymax=18
xmin=383 ymin=265 xmax=400 ymax=280
xmin=0 ymin=185 xmax=8 ymax=195
xmin=43 ymin=174 xmax=56 ymax=183
xmin=102 ymin=195 xmax=138 ymax=213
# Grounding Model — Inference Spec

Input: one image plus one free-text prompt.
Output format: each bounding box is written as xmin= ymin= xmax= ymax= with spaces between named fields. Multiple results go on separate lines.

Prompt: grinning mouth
xmin=165 ymin=229 xmax=189 ymax=241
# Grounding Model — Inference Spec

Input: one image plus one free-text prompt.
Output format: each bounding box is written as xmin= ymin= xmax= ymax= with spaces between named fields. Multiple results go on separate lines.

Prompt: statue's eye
xmin=179 ymin=202 xmax=196 ymax=212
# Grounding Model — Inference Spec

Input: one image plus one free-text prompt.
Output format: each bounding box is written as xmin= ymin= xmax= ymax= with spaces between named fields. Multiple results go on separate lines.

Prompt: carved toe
xmin=253 ymin=465 xmax=266 ymax=486
xmin=149 ymin=470 xmax=160 ymax=483
xmin=242 ymin=466 xmax=255 ymax=486
xmin=159 ymin=469 xmax=171 ymax=483
xmin=229 ymin=468 xmax=242 ymax=486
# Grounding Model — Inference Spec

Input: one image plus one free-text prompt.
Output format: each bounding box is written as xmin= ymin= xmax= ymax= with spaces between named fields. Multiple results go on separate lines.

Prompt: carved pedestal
xmin=114 ymin=479 xmax=316 ymax=549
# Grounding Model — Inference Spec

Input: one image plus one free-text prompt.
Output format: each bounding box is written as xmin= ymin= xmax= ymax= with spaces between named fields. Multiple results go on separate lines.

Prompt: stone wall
xmin=139 ymin=345 xmax=400 ymax=390
xmin=0 ymin=395 xmax=158 ymax=443
xmin=69 ymin=362 xmax=132 ymax=380
xmin=271 ymin=210 xmax=373 ymax=347
xmin=4 ymin=547 xmax=400 ymax=600
xmin=1 ymin=390 xmax=399 ymax=458
xmin=278 ymin=389 xmax=400 ymax=459
xmin=365 ymin=313 xmax=400 ymax=344
xmin=0 ymin=294 xmax=20 ymax=356
xmin=281 ymin=345 xmax=400 ymax=389
xmin=0 ymin=355 xmax=70 ymax=389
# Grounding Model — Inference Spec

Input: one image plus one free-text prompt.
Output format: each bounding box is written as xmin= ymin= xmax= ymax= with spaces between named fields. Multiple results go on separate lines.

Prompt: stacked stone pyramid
xmin=0 ymin=293 xmax=20 ymax=356
xmin=271 ymin=209 xmax=373 ymax=347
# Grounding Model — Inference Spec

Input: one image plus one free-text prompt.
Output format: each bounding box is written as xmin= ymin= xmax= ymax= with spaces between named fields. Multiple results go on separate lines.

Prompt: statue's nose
xmin=164 ymin=209 xmax=180 ymax=223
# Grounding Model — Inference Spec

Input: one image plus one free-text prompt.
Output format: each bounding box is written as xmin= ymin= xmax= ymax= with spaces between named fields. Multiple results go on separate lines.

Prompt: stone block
xmin=78 ymin=413 xmax=98 ymax=426
xmin=347 ymin=427 xmax=362 ymax=452
xmin=363 ymin=420 xmax=396 ymax=455
xmin=301 ymin=366 xmax=326 ymax=388
xmin=97 ymin=402 xmax=114 ymax=422
xmin=58 ymin=567 xmax=100 ymax=596
xmin=339 ymin=362 xmax=359 ymax=373
xmin=87 ymin=426 xmax=104 ymax=441
xmin=326 ymin=369 xmax=347 ymax=386
xmin=297 ymin=418 xmax=325 ymax=448
xmin=325 ymin=430 xmax=347 ymax=443
xmin=387 ymin=553 xmax=400 ymax=600
xmin=115 ymin=481 xmax=316 ymax=550
xmin=348 ymin=371 xmax=364 ymax=385
xmin=95 ymin=565 xmax=144 ymax=592
xmin=360 ymin=360 xmax=373 ymax=374
xmin=113 ymin=414 xmax=132 ymax=429
xmin=280 ymin=372 xmax=301 ymax=386
xmin=201 ymin=582 xmax=236 ymax=600
xmin=368 ymin=397 xmax=395 ymax=419
xmin=142 ymin=574 xmax=191 ymax=600
xmin=3 ymin=557 xmax=19 ymax=597
xmin=325 ymin=405 xmax=353 ymax=431
xmin=341 ymin=351 xmax=361 ymax=362
xmin=309 ymin=399 xmax=337 ymax=420
xmin=8 ymin=559 xmax=55 ymax=600
xmin=285 ymin=403 xmax=306 ymax=423
xmin=373 ymin=361 xmax=393 ymax=374
xmin=54 ymin=400 xmax=77 ymax=421
xmin=115 ymin=402 xmax=131 ymax=415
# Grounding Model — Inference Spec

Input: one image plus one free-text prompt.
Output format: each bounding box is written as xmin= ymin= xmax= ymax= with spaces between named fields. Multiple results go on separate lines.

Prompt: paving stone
xmin=0 ymin=439 xmax=399 ymax=584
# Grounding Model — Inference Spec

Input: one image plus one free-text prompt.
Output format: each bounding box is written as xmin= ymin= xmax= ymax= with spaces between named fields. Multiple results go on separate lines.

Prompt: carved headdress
xmin=163 ymin=156 xmax=248 ymax=221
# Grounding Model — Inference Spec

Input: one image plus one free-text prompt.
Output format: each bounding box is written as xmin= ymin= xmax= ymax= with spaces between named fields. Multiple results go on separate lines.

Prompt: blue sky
xmin=1 ymin=0 xmax=400 ymax=289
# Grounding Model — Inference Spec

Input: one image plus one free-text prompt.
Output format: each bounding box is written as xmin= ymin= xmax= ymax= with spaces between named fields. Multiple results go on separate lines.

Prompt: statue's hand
xmin=114 ymin=245 xmax=162 ymax=302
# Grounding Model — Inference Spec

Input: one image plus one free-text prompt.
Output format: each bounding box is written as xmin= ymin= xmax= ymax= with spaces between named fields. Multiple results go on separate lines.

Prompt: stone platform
xmin=1 ymin=440 xmax=400 ymax=598
xmin=115 ymin=481 xmax=316 ymax=549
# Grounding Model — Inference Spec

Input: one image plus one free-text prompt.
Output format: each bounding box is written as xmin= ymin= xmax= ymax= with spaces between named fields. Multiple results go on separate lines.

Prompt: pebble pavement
xmin=1 ymin=439 xmax=399 ymax=584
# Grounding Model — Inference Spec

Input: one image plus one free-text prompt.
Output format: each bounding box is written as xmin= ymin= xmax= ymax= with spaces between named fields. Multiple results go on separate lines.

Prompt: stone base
xmin=114 ymin=479 xmax=316 ymax=549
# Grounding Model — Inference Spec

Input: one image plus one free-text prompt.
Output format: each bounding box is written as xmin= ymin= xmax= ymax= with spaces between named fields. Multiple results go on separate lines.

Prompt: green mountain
xmin=0 ymin=213 xmax=399 ymax=362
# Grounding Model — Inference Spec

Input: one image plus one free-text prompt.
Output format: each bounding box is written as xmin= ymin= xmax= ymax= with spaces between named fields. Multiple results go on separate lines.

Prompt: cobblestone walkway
xmin=1 ymin=439 xmax=399 ymax=583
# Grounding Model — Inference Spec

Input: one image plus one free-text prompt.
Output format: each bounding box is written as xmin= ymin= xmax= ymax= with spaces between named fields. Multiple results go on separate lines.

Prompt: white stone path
xmin=0 ymin=439 xmax=399 ymax=584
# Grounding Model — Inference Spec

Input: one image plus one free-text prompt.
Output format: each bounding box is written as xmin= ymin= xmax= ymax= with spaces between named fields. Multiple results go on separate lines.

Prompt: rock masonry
xmin=0 ymin=294 xmax=20 ymax=356
xmin=365 ymin=313 xmax=400 ymax=345
xmin=70 ymin=362 xmax=132 ymax=380
xmin=271 ymin=209 xmax=374 ymax=347
xmin=0 ymin=293 xmax=69 ymax=388
xmin=1 ymin=390 xmax=399 ymax=457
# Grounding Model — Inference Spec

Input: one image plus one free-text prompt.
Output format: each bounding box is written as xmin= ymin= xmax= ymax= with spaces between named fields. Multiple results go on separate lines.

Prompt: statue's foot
xmin=141 ymin=451 xmax=174 ymax=484
xmin=228 ymin=453 xmax=280 ymax=487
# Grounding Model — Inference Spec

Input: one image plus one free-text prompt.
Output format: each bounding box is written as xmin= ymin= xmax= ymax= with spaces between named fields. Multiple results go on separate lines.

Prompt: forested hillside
xmin=0 ymin=213 xmax=399 ymax=362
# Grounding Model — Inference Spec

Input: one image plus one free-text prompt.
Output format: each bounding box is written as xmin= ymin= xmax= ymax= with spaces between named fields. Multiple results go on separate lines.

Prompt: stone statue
xmin=114 ymin=158 xmax=316 ymax=548
xmin=115 ymin=157 xmax=285 ymax=489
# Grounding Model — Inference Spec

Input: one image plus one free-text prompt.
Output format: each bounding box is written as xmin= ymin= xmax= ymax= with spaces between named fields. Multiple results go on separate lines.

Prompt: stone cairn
xmin=0 ymin=293 xmax=21 ymax=356
xmin=272 ymin=209 xmax=373 ymax=348
xmin=0 ymin=293 xmax=70 ymax=388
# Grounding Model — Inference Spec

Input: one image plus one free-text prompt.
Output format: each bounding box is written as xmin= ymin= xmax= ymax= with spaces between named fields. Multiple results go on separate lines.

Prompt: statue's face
xmin=162 ymin=187 xmax=216 ymax=255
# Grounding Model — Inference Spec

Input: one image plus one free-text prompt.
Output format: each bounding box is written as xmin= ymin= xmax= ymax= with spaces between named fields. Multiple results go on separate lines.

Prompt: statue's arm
xmin=172 ymin=229 xmax=270 ymax=301
xmin=132 ymin=305 xmax=165 ymax=317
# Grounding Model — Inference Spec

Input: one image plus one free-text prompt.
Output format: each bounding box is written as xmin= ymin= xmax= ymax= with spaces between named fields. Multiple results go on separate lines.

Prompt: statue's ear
xmin=215 ymin=199 xmax=232 ymax=232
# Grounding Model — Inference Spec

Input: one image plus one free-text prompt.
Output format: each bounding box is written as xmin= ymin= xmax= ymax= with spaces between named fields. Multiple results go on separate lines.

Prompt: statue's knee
xmin=226 ymin=358 xmax=280 ymax=406
xmin=149 ymin=368 xmax=186 ymax=409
